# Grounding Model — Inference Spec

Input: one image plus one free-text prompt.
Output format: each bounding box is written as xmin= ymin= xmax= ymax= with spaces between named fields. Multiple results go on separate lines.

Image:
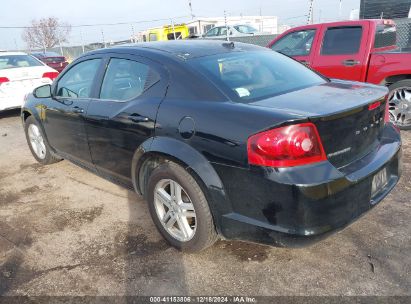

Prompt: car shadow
xmin=0 ymin=109 xmax=20 ymax=120
xmin=125 ymin=190 xmax=189 ymax=296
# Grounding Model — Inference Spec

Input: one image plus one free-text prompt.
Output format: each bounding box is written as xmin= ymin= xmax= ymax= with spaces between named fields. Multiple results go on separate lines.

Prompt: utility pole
xmin=80 ymin=30 xmax=85 ymax=54
xmin=307 ymin=0 xmax=314 ymax=25
xmin=101 ymin=29 xmax=106 ymax=48
xmin=188 ymin=0 xmax=194 ymax=19
xmin=131 ymin=24 xmax=135 ymax=43
xmin=339 ymin=0 xmax=343 ymax=20
xmin=58 ymin=33 xmax=64 ymax=56
xmin=171 ymin=19 xmax=177 ymax=40
xmin=224 ymin=10 xmax=229 ymax=42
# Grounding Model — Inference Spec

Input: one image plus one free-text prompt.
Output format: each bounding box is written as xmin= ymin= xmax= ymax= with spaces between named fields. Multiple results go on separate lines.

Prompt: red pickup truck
xmin=268 ymin=19 xmax=411 ymax=129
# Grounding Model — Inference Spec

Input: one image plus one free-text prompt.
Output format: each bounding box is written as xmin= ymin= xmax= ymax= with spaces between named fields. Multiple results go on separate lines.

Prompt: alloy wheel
xmin=27 ymin=124 xmax=46 ymax=160
xmin=388 ymin=86 xmax=411 ymax=128
xmin=153 ymin=179 xmax=197 ymax=242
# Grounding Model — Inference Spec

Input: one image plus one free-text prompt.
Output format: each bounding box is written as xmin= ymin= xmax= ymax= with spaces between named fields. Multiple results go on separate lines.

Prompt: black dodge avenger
xmin=22 ymin=40 xmax=402 ymax=252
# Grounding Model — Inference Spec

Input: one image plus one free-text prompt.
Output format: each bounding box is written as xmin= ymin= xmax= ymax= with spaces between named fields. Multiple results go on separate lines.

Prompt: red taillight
xmin=247 ymin=123 xmax=327 ymax=168
xmin=0 ymin=77 xmax=10 ymax=84
xmin=368 ymin=101 xmax=381 ymax=111
xmin=42 ymin=72 xmax=59 ymax=80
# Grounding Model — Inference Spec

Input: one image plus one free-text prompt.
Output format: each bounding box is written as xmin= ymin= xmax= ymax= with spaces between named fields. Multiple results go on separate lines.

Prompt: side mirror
xmin=33 ymin=84 xmax=52 ymax=98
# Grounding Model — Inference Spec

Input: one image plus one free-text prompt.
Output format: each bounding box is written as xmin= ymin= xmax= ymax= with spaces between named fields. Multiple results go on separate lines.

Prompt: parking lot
xmin=0 ymin=109 xmax=410 ymax=296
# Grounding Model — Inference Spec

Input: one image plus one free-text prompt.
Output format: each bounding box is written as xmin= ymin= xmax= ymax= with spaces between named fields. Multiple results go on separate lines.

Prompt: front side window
xmin=190 ymin=51 xmax=326 ymax=102
xmin=99 ymin=58 xmax=160 ymax=101
xmin=271 ymin=29 xmax=316 ymax=56
xmin=0 ymin=55 xmax=43 ymax=70
xmin=55 ymin=59 xmax=101 ymax=98
xmin=321 ymin=27 xmax=363 ymax=55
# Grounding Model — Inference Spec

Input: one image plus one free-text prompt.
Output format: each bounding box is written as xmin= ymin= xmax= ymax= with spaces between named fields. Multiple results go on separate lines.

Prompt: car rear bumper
xmin=47 ymin=63 xmax=68 ymax=73
xmin=213 ymin=124 xmax=402 ymax=247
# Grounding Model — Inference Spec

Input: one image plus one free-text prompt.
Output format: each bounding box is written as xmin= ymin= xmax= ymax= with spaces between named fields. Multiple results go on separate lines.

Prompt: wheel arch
xmin=131 ymin=136 xmax=231 ymax=232
xmin=382 ymin=74 xmax=411 ymax=87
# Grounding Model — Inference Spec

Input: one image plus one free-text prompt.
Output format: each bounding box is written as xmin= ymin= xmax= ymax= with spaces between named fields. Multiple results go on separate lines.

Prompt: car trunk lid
xmin=0 ymin=66 xmax=53 ymax=97
xmin=250 ymin=80 xmax=389 ymax=168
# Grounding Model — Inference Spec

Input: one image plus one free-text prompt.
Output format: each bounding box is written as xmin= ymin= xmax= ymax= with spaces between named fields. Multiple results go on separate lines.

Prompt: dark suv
xmin=22 ymin=41 xmax=401 ymax=252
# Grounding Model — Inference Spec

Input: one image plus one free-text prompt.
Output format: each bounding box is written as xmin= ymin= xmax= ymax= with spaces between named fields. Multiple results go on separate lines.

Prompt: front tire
xmin=388 ymin=80 xmax=411 ymax=130
xmin=24 ymin=116 xmax=61 ymax=165
xmin=146 ymin=161 xmax=218 ymax=252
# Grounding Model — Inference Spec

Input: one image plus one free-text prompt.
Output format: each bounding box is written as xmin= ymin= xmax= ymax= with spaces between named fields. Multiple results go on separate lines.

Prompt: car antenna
xmin=222 ymin=41 xmax=235 ymax=49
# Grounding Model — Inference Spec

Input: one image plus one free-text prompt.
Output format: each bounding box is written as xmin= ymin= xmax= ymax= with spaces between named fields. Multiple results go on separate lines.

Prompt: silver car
xmin=203 ymin=24 xmax=260 ymax=39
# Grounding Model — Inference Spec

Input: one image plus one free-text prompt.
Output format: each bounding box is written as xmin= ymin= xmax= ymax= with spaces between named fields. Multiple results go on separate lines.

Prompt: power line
xmin=0 ymin=15 xmax=191 ymax=29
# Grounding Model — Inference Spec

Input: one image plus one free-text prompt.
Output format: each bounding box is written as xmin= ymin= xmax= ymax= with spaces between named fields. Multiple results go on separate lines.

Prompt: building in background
xmin=360 ymin=0 xmax=411 ymax=19
xmin=185 ymin=16 xmax=278 ymax=37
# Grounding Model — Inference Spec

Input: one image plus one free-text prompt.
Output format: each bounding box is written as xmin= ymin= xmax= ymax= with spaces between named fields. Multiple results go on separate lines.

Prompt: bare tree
xmin=22 ymin=17 xmax=71 ymax=52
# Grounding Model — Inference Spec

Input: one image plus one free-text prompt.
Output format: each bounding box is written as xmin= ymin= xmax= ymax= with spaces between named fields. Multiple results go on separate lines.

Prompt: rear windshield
xmin=0 ymin=55 xmax=43 ymax=70
xmin=190 ymin=51 xmax=326 ymax=102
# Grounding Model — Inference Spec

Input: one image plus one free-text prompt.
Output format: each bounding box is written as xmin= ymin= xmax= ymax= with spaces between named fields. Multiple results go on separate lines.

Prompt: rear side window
xmin=0 ymin=55 xmax=43 ymax=70
xmin=190 ymin=51 xmax=326 ymax=102
xmin=234 ymin=25 xmax=257 ymax=34
xmin=149 ymin=33 xmax=158 ymax=41
xmin=205 ymin=27 xmax=219 ymax=37
xmin=56 ymin=59 xmax=101 ymax=98
xmin=321 ymin=27 xmax=363 ymax=55
xmin=100 ymin=58 xmax=160 ymax=101
xmin=374 ymin=24 xmax=397 ymax=48
xmin=271 ymin=30 xmax=316 ymax=56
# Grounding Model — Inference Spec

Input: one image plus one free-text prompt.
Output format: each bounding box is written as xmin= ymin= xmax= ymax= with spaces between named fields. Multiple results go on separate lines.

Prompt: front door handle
xmin=72 ymin=106 xmax=84 ymax=114
xmin=342 ymin=59 xmax=360 ymax=66
xmin=128 ymin=114 xmax=149 ymax=123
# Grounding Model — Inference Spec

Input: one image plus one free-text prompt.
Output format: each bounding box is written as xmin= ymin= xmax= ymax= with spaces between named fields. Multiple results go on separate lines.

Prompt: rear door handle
xmin=342 ymin=59 xmax=360 ymax=66
xmin=72 ymin=106 xmax=84 ymax=114
xmin=128 ymin=114 xmax=149 ymax=123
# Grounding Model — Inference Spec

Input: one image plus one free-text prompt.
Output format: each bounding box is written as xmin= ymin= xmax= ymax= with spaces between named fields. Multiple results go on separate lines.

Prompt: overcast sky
xmin=0 ymin=0 xmax=360 ymax=50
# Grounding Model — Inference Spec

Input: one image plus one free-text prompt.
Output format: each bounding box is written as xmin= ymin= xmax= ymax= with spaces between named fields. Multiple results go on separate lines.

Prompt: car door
xmin=310 ymin=24 xmax=370 ymax=81
xmin=42 ymin=57 xmax=103 ymax=164
xmin=85 ymin=54 xmax=168 ymax=185
xmin=269 ymin=28 xmax=319 ymax=66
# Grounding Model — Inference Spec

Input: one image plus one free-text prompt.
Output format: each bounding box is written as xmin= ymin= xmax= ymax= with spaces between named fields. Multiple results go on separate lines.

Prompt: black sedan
xmin=22 ymin=40 xmax=402 ymax=252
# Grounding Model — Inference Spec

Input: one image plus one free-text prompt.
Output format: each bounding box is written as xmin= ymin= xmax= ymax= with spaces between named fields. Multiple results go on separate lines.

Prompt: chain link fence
xmin=395 ymin=18 xmax=411 ymax=49
xmin=52 ymin=19 xmax=411 ymax=61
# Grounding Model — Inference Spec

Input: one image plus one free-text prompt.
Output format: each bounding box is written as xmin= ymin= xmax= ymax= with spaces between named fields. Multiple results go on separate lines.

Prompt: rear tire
xmin=146 ymin=161 xmax=218 ymax=252
xmin=388 ymin=80 xmax=411 ymax=130
xmin=24 ymin=116 xmax=62 ymax=165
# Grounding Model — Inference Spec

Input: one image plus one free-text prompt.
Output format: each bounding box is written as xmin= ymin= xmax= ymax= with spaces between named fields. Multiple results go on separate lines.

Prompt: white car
xmin=203 ymin=24 xmax=263 ymax=39
xmin=0 ymin=52 xmax=59 ymax=111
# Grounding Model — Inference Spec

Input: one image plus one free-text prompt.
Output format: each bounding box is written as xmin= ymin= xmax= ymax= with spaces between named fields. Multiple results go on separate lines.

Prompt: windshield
xmin=190 ymin=51 xmax=326 ymax=102
xmin=234 ymin=25 xmax=258 ymax=34
xmin=33 ymin=52 xmax=61 ymax=58
xmin=0 ymin=55 xmax=43 ymax=70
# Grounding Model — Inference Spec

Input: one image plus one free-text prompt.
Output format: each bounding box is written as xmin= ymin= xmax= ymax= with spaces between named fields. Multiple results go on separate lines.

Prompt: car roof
xmin=0 ymin=51 xmax=28 ymax=56
xmin=90 ymin=40 xmax=266 ymax=60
